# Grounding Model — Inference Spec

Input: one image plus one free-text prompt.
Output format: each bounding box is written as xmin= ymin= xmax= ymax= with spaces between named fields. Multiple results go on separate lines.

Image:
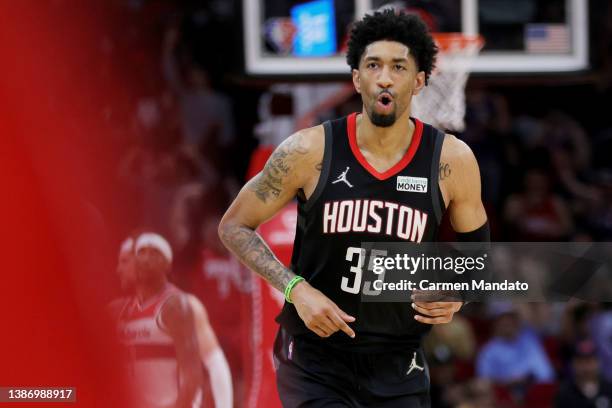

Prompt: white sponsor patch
xmin=396 ymin=176 xmax=428 ymax=193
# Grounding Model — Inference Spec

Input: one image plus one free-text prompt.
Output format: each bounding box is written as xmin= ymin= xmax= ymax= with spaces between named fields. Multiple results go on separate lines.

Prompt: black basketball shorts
xmin=273 ymin=328 xmax=430 ymax=408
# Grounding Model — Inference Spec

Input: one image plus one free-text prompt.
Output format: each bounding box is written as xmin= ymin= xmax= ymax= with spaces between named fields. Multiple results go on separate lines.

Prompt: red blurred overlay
xmin=0 ymin=1 xmax=132 ymax=406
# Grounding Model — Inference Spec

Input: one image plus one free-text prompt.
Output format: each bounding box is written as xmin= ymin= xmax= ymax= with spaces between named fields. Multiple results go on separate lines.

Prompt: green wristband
xmin=284 ymin=276 xmax=305 ymax=303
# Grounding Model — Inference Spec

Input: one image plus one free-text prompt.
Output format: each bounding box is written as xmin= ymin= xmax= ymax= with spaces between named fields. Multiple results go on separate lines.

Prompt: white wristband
xmin=204 ymin=348 xmax=233 ymax=408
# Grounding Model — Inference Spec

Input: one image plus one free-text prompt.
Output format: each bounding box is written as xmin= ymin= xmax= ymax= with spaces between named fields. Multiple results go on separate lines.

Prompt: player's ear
xmin=412 ymin=71 xmax=426 ymax=96
xmin=352 ymin=69 xmax=361 ymax=94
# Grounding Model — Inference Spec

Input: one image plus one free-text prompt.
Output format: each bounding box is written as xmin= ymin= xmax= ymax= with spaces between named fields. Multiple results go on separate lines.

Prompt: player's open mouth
xmin=376 ymin=93 xmax=394 ymax=112
xmin=378 ymin=94 xmax=393 ymax=106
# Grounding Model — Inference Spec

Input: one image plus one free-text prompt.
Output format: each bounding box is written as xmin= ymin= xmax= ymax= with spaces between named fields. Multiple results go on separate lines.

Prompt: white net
xmin=411 ymin=34 xmax=483 ymax=132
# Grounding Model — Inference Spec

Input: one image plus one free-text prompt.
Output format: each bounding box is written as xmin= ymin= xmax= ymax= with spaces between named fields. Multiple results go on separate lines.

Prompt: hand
xmin=411 ymin=290 xmax=463 ymax=324
xmin=290 ymin=281 xmax=356 ymax=338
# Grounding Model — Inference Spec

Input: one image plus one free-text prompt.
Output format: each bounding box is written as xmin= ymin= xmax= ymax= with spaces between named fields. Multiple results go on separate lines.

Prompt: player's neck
xmin=357 ymin=108 xmax=414 ymax=157
xmin=136 ymin=279 xmax=168 ymax=305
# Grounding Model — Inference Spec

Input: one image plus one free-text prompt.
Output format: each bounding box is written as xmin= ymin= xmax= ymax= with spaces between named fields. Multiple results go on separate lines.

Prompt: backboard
xmin=243 ymin=0 xmax=589 ymax=75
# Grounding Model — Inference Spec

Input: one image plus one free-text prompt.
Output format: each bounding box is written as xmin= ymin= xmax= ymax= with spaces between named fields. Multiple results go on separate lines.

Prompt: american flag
xmin=526 ymin=24 xmax=570 ymax=54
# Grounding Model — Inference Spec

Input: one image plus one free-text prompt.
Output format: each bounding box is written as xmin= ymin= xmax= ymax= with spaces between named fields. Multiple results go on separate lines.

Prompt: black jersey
xmin=276 ymin=112 xmax=447 ymax=351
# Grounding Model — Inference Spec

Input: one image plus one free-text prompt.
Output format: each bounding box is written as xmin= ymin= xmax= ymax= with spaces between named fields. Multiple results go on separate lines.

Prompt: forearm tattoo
xmin=439 ymin=162 xmax=451 ymax=181
xmin=219 ymin=223 xmax=295 ymax=292
xmin=226 ymin=134 xmax=310 ymax=290
xmin=248 ymin=134 xmax=308 ymax=203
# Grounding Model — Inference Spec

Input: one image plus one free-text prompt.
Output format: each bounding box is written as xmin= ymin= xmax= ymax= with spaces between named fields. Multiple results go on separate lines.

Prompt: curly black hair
xmin=346 ymin=9 xmax=438 ymax=84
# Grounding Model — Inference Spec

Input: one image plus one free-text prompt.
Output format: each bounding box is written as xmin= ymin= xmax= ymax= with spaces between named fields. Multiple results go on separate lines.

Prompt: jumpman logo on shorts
xmin=406 ymin=352 xmax=424 ymax=375
xmin=332 ymin=166 xmax=353 ymax=188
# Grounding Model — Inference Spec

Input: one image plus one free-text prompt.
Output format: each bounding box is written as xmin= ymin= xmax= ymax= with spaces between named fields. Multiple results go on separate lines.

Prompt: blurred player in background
xmin=112 ymin=233 xmax=232 ymax=408
xmin=220 ymin=10 xmax=488 ymax=408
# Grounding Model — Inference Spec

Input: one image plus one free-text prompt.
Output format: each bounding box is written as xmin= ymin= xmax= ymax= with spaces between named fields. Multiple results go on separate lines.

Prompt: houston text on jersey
xmin=322 ymin=199 xmax=428 ymax=242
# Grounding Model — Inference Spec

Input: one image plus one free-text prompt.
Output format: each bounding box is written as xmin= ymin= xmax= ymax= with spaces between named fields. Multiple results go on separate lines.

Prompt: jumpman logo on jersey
xmin=332 ymin=167 xmax=353 ymax=188
xmin=406 ymin=352 xmax=424 ymax=375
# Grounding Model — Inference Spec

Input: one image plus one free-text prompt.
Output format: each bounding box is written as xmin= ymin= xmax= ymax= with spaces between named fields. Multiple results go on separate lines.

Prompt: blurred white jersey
xmin=118 ymin=284 xmax=201 ymax=408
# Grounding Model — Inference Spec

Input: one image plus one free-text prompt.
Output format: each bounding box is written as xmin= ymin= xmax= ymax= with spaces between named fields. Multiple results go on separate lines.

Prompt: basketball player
xmin=219 ymin=10 xmax=489 ymax=407
xmin=114 ymin=233 xmax=232 ymax=408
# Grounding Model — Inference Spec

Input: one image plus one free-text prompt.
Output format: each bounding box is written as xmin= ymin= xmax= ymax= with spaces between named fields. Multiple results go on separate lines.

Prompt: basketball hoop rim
xmin=413 ymin=33 xmax=484 ymax=132
xmin=432 ymin=33 xmax=484 ymax=53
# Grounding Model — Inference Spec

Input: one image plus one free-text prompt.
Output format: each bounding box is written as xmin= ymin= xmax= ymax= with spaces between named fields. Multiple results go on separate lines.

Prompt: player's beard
xmin=135 ymin=258 xmax=167 ymax=285
xmin=370 ymin=110 xmax=396 ymax=127
xmin=367 ymin=99 xmax=397 ymax=127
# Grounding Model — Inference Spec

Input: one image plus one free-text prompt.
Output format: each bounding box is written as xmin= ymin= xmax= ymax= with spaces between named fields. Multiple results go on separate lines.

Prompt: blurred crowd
xmin=426 ymin=301 xmax=612 ymax=407
xmin=92 ymin=1 xmax=612 ymax=407
xmin=461 ymin=89 xmax=612 ymax=243
xmin=423 ymin=81 xmax=612 ymax=406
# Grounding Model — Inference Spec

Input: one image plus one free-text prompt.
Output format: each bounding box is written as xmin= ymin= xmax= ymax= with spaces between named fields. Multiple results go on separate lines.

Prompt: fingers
xmin=310 ymin=324 xmax=330 ymax=338
xmin=305 ymin=315 xmax=337 ymax=338
xmin=412 ymin=302 xmax=458 ymax=324
xmin=296 ymin=288 xmax=356 ymax=338
xmin=328 ymin=312 xmax=355 ymax=338
xmin=335 ymin=306 xmax=356 ymax=323
xmin=304 ymin=314 xmax=333 ymax=337
xmin=306 ymin=305 xmax=356 ymax=338
xmin=412 ymin=301 xmax=457 ymax=310
xmin=305 ymin=313 xmax=336 ymax=338
xmin=318 ymin=316 xmax=339 ymax=336
xmin=330 ymin=303 xmax=356 ymax=338
xmin=411 ymin=303 xmax=449 ymax=318
xmin=412 ymin=300 xmax=461 ymax=324
xmin=420 ymin=301 xmax=463 ymax=314
xmin=414 ymin=314 xmax=452 ymax=324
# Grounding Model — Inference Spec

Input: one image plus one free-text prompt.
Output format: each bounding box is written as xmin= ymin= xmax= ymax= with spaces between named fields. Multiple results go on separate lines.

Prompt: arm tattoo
xmin=439 ymin=162 xmax=451 ymax=181
xmin=248 ymin=135 xmax=309 ymax=203
xmin=219 ymin=224 xmax=295 ymax=292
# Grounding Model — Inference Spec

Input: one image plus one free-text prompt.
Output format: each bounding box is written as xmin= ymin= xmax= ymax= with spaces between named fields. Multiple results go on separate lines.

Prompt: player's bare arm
xmin=187 ymin=294 xmax=220 ymax=355
xmin=161 ymin=294 xmax=204 ymax=408
xmin=439 ymin=134 xmax=488 ymax=232
xmin=412 ymin=134 xmax=488 ymax=325
xmin=218 ymin=128 xmax=318 ymax=291
xmin=219 ymin=127 xmax=356 ymax=339
xmin=188 ymin=295 xmax=233 ymax=408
